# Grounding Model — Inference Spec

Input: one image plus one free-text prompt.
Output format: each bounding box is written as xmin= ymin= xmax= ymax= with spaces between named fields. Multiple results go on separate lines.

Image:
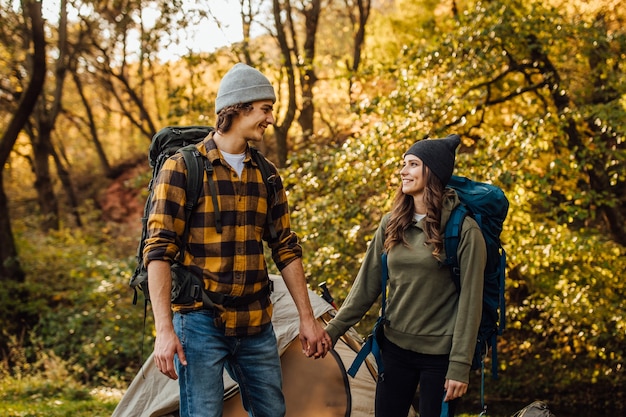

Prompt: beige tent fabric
xmin=112 ymin=275 xmax=416 ymax=417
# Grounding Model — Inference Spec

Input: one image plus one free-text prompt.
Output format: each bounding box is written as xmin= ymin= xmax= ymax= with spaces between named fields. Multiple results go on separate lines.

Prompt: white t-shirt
xmin=414 ymin=213 xmax=426 ymax=222
xmin=222 ymin=151 xmax=246 ymax=178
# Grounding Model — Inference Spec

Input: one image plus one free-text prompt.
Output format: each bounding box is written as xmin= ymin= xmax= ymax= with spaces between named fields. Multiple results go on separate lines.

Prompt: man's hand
xmin=148 ymin=260 xmax=187 ymax=379
xmin=280 ymin=260 xmax=332 ymax=359
xmin=299 ymin=317 xmax=332 ymax=359
xmin=153 ymin=329 xmax=187 ymax=380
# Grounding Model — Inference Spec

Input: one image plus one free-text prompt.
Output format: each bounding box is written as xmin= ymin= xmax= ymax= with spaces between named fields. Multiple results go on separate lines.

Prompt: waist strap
xmin=205 ymin=281 xmax=273 ymax=308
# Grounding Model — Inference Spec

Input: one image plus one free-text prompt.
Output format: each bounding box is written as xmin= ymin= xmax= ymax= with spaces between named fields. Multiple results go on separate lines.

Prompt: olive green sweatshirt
xmin=325 ymin=191 xmax=486 ymax=383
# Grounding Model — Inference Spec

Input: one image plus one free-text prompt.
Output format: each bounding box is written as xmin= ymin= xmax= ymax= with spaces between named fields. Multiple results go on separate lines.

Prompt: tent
xmin=112 ymin=275 xmax=416 ymax=417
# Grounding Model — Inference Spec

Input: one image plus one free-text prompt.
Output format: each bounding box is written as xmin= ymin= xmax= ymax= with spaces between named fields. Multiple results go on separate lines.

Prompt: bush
xmin=5 ymin=212 xmax=150 ymax=387
xmin=0 ymin=352 xmax=120 ymax=415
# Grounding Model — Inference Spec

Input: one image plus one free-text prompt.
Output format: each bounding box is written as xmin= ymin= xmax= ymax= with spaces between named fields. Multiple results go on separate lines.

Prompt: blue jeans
xmin=173 ymin=310 xmax=286 ymax=417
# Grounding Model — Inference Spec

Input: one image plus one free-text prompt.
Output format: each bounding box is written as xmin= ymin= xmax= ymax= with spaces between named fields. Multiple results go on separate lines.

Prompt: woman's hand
xmin=443 ymin=379 xmax=468 ymax=401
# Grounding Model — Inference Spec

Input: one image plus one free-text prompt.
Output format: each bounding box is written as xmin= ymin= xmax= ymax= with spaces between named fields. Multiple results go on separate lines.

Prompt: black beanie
xmin=404 ymin=134 xmax=461 ymax=185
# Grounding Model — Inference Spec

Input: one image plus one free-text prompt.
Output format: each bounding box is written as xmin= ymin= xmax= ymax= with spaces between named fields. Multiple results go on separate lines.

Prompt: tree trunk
xmin=51 ymin=146 xmax=82 ymax=227
xmin=297 ymin=0 xmax=320 ymax=141
xmin=348 ymin=0 xmax=371 ymax=109
xmin=0 ymin=180 xmax=25 ymax=282
xmin=71 ymin=70 xmax=113 ymax=177
xmin=28 ymin=0 xmax=71 ymax=231
xmin=238 ymin=0 xmax=253 ymax=65
xmin=583 ymin=14 xmax=626 ymax=245
xmin=30 ymin=126 xmax=60 ymax=231
xmin=0 ymin=0 xmax=46 ymax=282
xmin=528 ymin=33 xmax=626 ymax=245
xmin=272 ymin=0 xmax=298 ymax=167
xmin=109 ymin=70 xmax=158 ymax=139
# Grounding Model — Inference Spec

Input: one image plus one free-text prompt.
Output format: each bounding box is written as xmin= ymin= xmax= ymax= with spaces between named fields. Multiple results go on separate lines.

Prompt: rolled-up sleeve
xmin=143 ymin=156 xmax=188 ymax=266
xmin=265 ymin=170 xmax=303 ymax=270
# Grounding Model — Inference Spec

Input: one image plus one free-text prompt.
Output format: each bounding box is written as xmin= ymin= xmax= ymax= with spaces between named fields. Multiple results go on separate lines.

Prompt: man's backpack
xmin=129 ymin=125 xmax=278 ymax=306
xmin=443 ymin=175 xmax=509 ymax=380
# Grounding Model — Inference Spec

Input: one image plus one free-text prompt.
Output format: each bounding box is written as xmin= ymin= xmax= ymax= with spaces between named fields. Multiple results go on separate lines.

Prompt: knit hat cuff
xmin=216 ymin=85 xmax=276 ymax=111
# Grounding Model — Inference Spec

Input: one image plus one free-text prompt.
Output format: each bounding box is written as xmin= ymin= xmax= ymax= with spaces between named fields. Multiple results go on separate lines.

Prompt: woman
xmin=324 ymin=134 xmax=487 ymax=417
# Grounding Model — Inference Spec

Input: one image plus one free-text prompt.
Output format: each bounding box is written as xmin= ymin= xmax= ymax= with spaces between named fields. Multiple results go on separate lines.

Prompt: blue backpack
xmin=348 ymin=175 xmax=509 ymax=386
xmin=443 ymin=175 xmax=509 ymax=380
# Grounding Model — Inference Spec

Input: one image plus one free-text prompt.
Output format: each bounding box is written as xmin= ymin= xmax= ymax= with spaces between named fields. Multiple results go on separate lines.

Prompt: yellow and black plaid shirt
xmin=144 ymin=134 xmax=302 ymax=336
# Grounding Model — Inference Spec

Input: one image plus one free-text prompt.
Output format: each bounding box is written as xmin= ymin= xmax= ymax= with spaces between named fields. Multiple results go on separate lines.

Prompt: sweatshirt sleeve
xmin=325 ymin=215 xmax=389 ymax=345
xmin=446 ymin=216 xmax=487 ymax=383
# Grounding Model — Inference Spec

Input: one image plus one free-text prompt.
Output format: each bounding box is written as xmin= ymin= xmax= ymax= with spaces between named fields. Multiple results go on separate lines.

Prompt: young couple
xmin=144 ymin=63 xmax=485 ymax=417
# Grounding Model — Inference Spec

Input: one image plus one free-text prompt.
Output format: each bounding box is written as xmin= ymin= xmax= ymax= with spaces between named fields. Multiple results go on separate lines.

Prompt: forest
xmin=0 ymin=0 xmax=624 ymax=415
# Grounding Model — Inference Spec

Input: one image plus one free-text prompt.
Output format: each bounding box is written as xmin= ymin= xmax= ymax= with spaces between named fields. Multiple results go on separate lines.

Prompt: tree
xmin=69 ymin=69 xmax=113 ymax=178
xmin=295 ymin=0 xmax=321 ymax=141
xmin=271 ymin=0 xmax=299 ymax=166
xmin=27 ymin=0 xmax=71 ymax=231
xmin=345 ymin=0 xmax=371 ymax=108
xmin=0 ymin=0 xmax=46 ymax=281
xmin=440 ymin=0 xmax=626 ymax=245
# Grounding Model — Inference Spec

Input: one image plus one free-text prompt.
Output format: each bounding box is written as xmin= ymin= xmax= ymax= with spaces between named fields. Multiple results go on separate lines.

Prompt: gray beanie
xmin=404 ymin=134 xmax=461 ymax=185
xmin=215 ymin=63 xmax=276 ymax=114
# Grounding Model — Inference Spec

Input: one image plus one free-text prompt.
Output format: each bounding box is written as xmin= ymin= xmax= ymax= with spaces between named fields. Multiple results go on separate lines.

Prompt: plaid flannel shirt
xmin=144 ymin=134 xmax=302 ymax=336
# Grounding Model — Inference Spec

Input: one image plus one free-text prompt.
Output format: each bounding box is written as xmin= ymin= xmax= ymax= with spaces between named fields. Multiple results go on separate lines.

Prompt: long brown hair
xmin=383 ymin=164 xmax=453 ymax=260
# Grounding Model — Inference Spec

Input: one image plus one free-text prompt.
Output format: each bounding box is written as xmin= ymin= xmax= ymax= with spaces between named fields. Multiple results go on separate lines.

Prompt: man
xmin=144 ymin=63 xmax=331 ymax=417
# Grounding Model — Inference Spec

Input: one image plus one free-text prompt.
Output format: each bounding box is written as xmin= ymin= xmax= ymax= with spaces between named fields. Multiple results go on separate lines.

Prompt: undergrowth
xmin=0 ymin=344 xmax=122 ymax=416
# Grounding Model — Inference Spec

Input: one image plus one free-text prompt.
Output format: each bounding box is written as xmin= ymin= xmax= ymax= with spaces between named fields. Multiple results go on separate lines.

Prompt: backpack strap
xmin=179 ymin=145 xmax=206 ymax=252
xmin=250 ymin=147 xmax=278 ymax=240
xmin=201 ymin=157 xmax=223 ymax=234
xmin=347 ymin=252 xmax=388 ymax=379
xmin=181 ymin=145 xmax=276 ymax=238
xmin=443 ymin=204 xmax=468 ymax=293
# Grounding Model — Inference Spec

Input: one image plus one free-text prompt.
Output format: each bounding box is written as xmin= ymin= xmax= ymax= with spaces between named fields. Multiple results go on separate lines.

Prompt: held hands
xmin=443 ymin=379 xmax=468 ymax=402
xmin=153 ymin=329 xmax=187 ymax=380
xmin=299 ymin=317 xmax=332 ymax=359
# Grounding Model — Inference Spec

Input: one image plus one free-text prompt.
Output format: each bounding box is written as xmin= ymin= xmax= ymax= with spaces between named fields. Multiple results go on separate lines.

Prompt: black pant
xmin=375 ymin=335 xmax=457 ymax=417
